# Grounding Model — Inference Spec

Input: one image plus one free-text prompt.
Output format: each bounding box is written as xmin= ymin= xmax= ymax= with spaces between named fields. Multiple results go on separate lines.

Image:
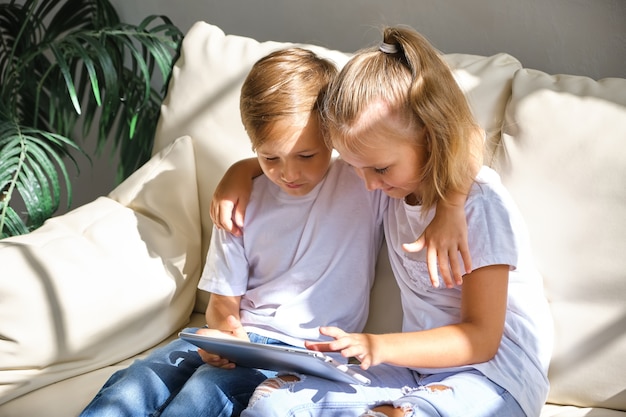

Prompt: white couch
xmin=1 ymin=21 xmax=625 ymax=417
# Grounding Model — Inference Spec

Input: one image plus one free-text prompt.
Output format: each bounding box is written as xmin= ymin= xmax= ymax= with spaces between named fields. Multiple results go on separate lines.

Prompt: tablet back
xmin=179 ymin=331 xmax=370 ymax=385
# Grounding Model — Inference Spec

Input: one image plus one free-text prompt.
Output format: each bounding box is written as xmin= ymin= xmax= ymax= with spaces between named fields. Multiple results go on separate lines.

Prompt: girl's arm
xmin=307 ymin=264 xmax=509 ymax=370
xmin=210 ymin=158 xmax=263 ymax=236
xmin=211 ymin=159 xmax=472 ymax=287
xmin=403 ymin=191 xmax=472 ymax=288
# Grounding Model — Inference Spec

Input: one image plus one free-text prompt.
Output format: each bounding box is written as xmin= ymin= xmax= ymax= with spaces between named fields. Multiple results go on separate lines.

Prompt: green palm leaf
xmin=0 ymin=120 xmax=81 ymax=238
xmin=0 ymin=0 xmax=182 ymax=238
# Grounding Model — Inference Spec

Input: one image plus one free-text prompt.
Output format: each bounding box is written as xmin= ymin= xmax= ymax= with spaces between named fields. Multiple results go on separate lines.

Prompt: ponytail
xmin=325 ymin=26 xmax=483 ymax=210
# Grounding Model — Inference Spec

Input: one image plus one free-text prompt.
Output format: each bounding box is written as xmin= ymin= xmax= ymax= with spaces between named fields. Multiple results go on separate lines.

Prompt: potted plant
xmin=0 ymin=0 xmax=183 ymax=238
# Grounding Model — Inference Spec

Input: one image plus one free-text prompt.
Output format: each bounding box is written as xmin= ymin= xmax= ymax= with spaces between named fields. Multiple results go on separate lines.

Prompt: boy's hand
xmin=402 ymin=201 xmax=472 ymax=288
xmin=196 ymin=316 xmax=249 ymax=369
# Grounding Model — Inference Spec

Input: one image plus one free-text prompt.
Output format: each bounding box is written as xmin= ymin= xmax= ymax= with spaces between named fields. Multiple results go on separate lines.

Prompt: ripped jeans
xmin=242 ymin=366 xmax=525 ymax=417
xmin=79 ymin=329 xmax=282 ymax=417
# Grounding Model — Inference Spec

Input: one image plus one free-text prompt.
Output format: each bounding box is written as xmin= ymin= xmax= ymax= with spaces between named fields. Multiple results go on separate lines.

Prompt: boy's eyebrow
xmin=258 ymin=147 xmax=320 ymax=156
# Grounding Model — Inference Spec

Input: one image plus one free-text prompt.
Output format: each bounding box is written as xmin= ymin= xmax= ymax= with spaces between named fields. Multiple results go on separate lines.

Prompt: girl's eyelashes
xmin=343 ymin=161 xmax=386 ymax=173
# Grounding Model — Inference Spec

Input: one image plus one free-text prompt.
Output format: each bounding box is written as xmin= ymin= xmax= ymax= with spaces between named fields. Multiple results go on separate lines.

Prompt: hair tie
xmin=379 ymin=42 xmax=399 ymax=54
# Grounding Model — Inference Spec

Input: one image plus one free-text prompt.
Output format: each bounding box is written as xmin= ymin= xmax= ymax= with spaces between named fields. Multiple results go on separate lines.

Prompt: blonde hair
xmin=240 ymin=48 xmax=337 ymax=150
xmin=323 ymin=26 xmax=483 ymax=210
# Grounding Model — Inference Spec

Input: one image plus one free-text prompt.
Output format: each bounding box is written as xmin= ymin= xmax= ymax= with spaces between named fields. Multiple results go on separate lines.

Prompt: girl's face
xmin=335 ymin=103 xmax=427 ymax=201
xmin=256 ymin=114 xmax=332 ymax=197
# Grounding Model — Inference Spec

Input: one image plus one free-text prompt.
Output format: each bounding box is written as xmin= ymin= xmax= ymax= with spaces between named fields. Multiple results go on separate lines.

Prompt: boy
xmin=80 ymin=47 xmax=385 ymax=417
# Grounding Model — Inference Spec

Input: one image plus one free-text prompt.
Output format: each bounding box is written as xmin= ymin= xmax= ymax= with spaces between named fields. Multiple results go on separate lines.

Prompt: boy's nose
xmin=281 ymin=162 xmax=298 ymax=182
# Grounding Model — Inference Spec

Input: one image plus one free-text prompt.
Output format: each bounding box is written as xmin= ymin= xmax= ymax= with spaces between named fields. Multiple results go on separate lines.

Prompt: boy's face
xmin=256 ymin=114 xmax=332 ymax=197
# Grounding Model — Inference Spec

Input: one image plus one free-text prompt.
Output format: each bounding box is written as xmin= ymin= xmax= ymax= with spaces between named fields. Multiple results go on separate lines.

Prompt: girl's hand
xmin=196 ymin=316 xmax=249 ymax=369
xmin=210 ymin=168 xmax=251 ymax=237
xmin=210 ymin=158 xmax=262 ymax=236
xmin=305 ymin=326 xmax=383 ymax=370
xmin=403 ymin=200 xmax=472 ymax=288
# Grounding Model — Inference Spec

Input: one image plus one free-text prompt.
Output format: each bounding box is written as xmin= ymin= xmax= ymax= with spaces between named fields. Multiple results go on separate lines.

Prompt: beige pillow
xmin=153 ymin=21 xmax=522 ymax=300
xmin=0 ymin=136 xmax=202 ymax=405
xmin=497 ymin=69 xmax=626 ymax=410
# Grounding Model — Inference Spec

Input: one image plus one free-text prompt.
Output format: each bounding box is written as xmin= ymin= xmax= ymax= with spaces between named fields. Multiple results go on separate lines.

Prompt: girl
xmin=240 ymin=26 xmax=553 ymax=417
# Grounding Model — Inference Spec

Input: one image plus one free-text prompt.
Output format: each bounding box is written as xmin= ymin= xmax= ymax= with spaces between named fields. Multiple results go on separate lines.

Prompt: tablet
xmin=178 ymin=331 xmax=371 ymax=385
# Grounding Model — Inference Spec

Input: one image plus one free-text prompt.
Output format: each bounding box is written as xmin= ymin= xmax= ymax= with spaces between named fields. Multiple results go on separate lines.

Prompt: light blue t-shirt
xmin=384 ymin=166 xmax=553 ymax=417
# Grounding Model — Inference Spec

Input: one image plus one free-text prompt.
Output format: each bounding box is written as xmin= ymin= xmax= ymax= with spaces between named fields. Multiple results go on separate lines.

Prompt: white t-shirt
xmin=384 ymin=166 xmax=553 ymax=417
xmin=198 ymin=158 xmax=386 ymax=347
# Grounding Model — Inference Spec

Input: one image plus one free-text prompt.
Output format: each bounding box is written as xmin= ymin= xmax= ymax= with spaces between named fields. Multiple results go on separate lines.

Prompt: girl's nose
xmin=361 ymin=170 xmax=381 ymax=191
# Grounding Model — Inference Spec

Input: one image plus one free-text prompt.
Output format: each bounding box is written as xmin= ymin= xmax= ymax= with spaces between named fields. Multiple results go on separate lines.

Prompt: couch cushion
xmin=496 ymin=69 xmax=626 ymax=411
xmin=0 ymin=314 xmax=207 ymax=417
xmin=152 ymin=21 xmax=522 ymax=312
xmin=0 ymin=136 xmax=202 ymax=405
xmin=541 ymin=404 xmax=626 ymax=417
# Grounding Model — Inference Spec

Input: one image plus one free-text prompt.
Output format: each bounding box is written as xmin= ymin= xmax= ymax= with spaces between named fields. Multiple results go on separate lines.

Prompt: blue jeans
xmin=80 ymin=329 xmax=281 ymax=417
xmin=242 ymin=366 xmax=526 ymax=417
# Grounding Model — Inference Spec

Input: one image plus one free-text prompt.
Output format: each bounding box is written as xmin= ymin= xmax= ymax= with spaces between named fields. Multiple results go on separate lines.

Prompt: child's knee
xmin=247 ymin=374 xmax=301 ymax=408
xmin=362 ymin=405 xmax=411 ymax=417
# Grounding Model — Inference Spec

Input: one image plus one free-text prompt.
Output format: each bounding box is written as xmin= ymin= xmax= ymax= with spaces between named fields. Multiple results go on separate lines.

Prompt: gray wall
xmin=112 ymin=0 xmax=626 ymax=79
xmin=68 ymin=0 xmax=626 ymax=212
